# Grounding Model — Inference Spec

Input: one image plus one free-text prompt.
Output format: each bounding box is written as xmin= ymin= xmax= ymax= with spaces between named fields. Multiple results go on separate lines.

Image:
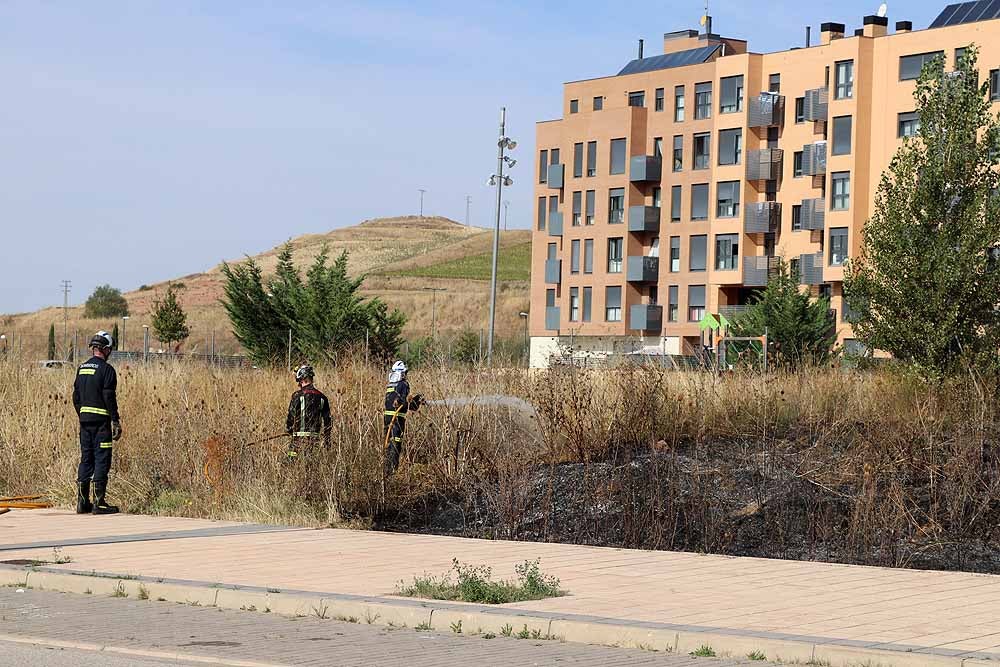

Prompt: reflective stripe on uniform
xmin=99 ymin=442 xmax=113 ymax=449
xmin=386 ymin=387 xmax=395 ymax=394
xmin=286 ymin=450 xmax=298 ymax=457
xmin=299 ymin=396 xmax=306 ymax=434
xmin=80 ymin=406 xmax=109 ymax=416
xmin=391 ymin=437 xmax=403 ymax=442
xmin=384 ymin=410 xmax=405 ymax=419
xmin=293 ymin=431 xmax=319 ymax=437
xmin=78 ymin=368 xmax=96 ymax=375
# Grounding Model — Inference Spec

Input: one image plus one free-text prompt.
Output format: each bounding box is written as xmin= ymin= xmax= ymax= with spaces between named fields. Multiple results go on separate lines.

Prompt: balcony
xmin=743 ymin=255 xmax=779 ymax=287
xmin=748 ymin=93 xmax=785 ymax=128
xmin=630 ymin=304 xmax=663 ymax=332
xmin=545 ymin=306 xmax=561 ymax=331
xmin=744 ymin=201 xmax=782 ymax=234
xmin=799 ymin=252 xmax=824 ymax=285
xmin=548 ymin=211 xmax=563 ymax=237
xmin=745 ymin=148 xmax=784 ymax=181
xmin=718 ymin=305 xmax=750 ymax=322
xmin=544 ymin=259 xmax=562 ymax=285
xmin=802 ymin=141 xmax=827 ymax=176
xmin=547 ymin=163 xmax=564 ymax=189
xmin=627 ymin=205 xmax=660 ymax=233
xmin=800 ymin=198 xmax=825 ymax=231
xmin=626 ymin=255 xmax=659 ymax=283
xmin=630 ymin=155 xmax=662 ymax=183
xmin=803 ymin=87 xmax=828 ymax=122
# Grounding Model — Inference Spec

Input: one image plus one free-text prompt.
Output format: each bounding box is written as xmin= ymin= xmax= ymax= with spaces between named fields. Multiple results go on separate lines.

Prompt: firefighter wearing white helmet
xmin=383 ymin=360 xmax=422 ymax=476
xmin=71 ymin=331 xmax=122 ymax=514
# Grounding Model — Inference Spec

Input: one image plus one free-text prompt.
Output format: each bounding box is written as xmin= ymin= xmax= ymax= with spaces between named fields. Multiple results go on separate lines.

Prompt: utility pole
xmin=486 ymin=107 xmax=517 ymax=365
xmin=418 ymin=189 xmax=427 ymax=218
xmin=465 ymin=195 xmax=472 ymax=227
xmin=61 ymin=280 xmax=71 ymax=357
xmin=422 ymin=287 xmax=446 ymax=339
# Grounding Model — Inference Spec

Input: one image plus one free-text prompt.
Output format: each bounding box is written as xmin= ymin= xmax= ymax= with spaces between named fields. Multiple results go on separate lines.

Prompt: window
xmin=667 ymin=285 xmax=678 ymax=322
xmin=831 ymin=172 xmax=850 ymax=210
xmin=655 ymin=87 xmax=665 ymax=111
xmin=720 ymin=75 xmax=744 ymax=113
xmin=570 ymin=240 xmax=580 ymax=274
xmin=650 ymin=236 xmax=660 ymax=258
xmin=652 ymin=187 xmax=662 ymax=208
xmin=538 ymin=149 xmax=548 ymax=184
xmin=669 ymin=237 xmax=681 ymax=272
xmin=898 ymin=111 xmax=920 ymax=138
xmin=593 ymin=96 xmax=603 ymax=111
xmin=672 ymin=135 xmax=683 ymax=172
xmin=608 ymin=188 xmax=625 ymax=224
xmin=716 ymin=181 xmax=740 ymax=218
xmin=550 ymin=148 xmax=560 ymax=165
xmin=792 ymin=204 xmax=802 ymax=230
xmin=715 ymin=233 xmax=739 ymax=270
xmin=991 ymin=70 xmax=1000 ymax=101
xmin=900 ymin=51 xmax=943 ymax=80
xmin=955 ymin=47 xmax=968 ymax=68
xmin=549 ymin=196 xmax=559 ymax=223
xmin=674 ymin=85 xmax=685 ymax=121
xmin=653 ymin=137 xmax=663 ymax=158
xmin=628 ymin=91 xmax=645 ymax=107
xmin=834 ymin=60 xmax=854 ymax=99
xmin=610 ymin=138 xmax=627 ymax=175
xmin=572 ymin=191 xmax=582 ymax=226
xmin=607 ymin=238 xmax=623 ymax=273
xmin=584 ymin=239 xmax=593 ymax=274
xmin=789 ymin=258 xmax=800 ymax=279
xmin=648 ymin=286 xmax=658 ymax=304
xmin=768 ymin=73 xmax=781 ymax=93
xmin=537 ymin=196 xmax=546 ymax=231
xmin=832 ymin=116 xmax=852 ymax=155
xmin=605 ymin=286 xmax=622 ymax=322
xmin=695 ymin=82 xmax=712 ymax=119
xmin=689 ymin=235 xmax=707 ymax=272
xmin=585 ymin=190 xmax=595 ymax=225
xmin=688 ymin=285 xmax=706 ymax=322
xmin=547 ymin=243 xmax=557 ymax=261
xmin=671 ymin=185 xmax=682 ymax=222
xmin=793 ymin=151 xmax=803 ymax=178
xmin=691 ymin=184 xmax=709 ymax=220
xmin=825 ymin=65 xmax=830 ymax=88
xmin=693 ymin=133 xmax=710 ymax=169
xmin=830 ymin=227 xmax=848 ymax=266
xmin=718 ymin=128 xmax=742 ymax=165
xmin=570 ymin=99 xmax=579 ymax=114
xmin=794 ymin=97 xmax=805 ymax=123
xmin=573 ymin=143 xmax=583 ymax=178
xmin=582 ymin=287 xmax=592 ymax=321
xmin=586 ymin=141 xmax=597 ymax=176
xmin=569 ymin=287 xmax=580 ymax=321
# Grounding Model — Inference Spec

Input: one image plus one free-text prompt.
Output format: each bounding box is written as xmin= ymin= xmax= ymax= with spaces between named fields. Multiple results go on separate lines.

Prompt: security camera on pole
xmin=486 ymin=107 xmax=516 ymax=365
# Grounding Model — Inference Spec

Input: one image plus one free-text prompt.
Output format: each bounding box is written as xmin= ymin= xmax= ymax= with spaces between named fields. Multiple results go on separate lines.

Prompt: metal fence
xmin=109 ymin=350 xmax=251 ymax=368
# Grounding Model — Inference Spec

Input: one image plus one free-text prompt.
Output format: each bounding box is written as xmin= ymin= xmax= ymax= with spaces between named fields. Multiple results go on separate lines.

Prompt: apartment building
xmin=529 ymin=1 xmax=1000 ymax=368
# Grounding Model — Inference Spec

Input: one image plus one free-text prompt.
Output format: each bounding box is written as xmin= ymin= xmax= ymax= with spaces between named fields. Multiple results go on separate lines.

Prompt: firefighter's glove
xmin=411 ymin=394 xmax=423 ymax=411
xmin=111 ymin=421 xmax=123 ymax=441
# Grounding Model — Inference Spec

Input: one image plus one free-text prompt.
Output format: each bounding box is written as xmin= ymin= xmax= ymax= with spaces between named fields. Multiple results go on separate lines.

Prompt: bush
xmin=84 ymin=285 xmax=129 ymax=318
xmin=396 ymin=558 xmax=563 ymax=604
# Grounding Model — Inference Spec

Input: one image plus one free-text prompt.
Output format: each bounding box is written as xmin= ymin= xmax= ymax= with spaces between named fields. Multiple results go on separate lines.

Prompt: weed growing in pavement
xmin=516 ymin=625 xmax=531 ymax=640
xmin=333 ymin=614 xmax=358 ymax=624
xmin=690 ymin=644 xmax=716 ymax=657
xmin=311 ymin=603 xmax=329 ymax=620
xmin=396 ymin=558 xmax=563 ymax=604
xmin=450 ymin=620 xmax=462 ymax=634
xmin=51 ymin=548 xmax=72 ymax=564
xmin=415 ymin=621 xmax=433 ymax=631
xmin=500 ymin=624 xmax=513 ymax=638
xmin=111 ymin=582 xmax=128 ymax=598
xmin=241 ymin=605 xmax=257 ymax=611
xmin=482 ymin=632 xmax=496 ymax=639
xmin=137 ymin=585 xmax=149 ymax=600
xmin=386 ymin=621 xmax=406 ymax=629
xmin=364 ymin=610 xmax=380 ymax=624
xmin=748 ymin=650 xmax=767 ymax=661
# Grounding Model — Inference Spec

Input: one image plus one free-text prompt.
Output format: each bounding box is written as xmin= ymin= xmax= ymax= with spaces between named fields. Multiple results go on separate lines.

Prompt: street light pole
xmin=518 ymin=311 xmax=529 ymax=368
xmin=418 ymin=189 xmax=427 ymax=217
xmin=486 ymin=107 xmax=516 ymax=365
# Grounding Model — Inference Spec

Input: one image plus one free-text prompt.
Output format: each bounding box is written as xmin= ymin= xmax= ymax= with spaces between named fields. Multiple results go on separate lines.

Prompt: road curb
xmin=2 ymin=565 xmax=995 ymax=666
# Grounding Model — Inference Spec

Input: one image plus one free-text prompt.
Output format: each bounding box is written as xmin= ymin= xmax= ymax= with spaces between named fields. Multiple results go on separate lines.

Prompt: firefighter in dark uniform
xmin=284 ymin=365 xmax=332 ymax=460
xmin=72 ymin=331 xmax=122 ymax=515
xmin=383 ymin=360 xmax=422 ymax=476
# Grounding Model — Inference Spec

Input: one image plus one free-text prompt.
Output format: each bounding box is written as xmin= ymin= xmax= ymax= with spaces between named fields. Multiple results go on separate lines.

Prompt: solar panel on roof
xmin=617 ymin=44 xmax=721 ymax=76
xmin=930 ymin=3 xmax=962 ymax=27
xmin=930 ymin=0 xmax=1000 ymax=27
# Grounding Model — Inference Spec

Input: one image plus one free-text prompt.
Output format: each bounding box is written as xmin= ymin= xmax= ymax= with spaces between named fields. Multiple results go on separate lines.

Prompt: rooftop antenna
xmin=877 ymin=2 xmax=888 ymax=17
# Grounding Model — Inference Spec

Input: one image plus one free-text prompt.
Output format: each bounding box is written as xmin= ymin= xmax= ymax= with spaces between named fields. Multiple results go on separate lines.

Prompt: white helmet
xmin=89 ymin=330 xmax=114 ymax=350
xmin=391 ymin=360 xmax=408 ymax=374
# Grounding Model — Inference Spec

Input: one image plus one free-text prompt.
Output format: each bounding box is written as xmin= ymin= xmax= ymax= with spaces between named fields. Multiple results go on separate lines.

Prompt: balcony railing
xmin=544 ymin=259 xmax=562 ymax=285
xmin=626 ymin=255 xmax=659 ymax=282
xmin=802 ymin=141 xmax=827 ymax=176
xmin=630 ymin=304 xmax=663 ymax=332
xmin=744 ymin=201 xmax=781 ymax=234
xmin=627 ymin=205 xmax=660 ymax=233
xmin=718 ymin=305 xmax=750 ymax=322
xmin=547 ymin=164 xmax=564 ymax=189
xmin=630 ymin=155 xmax=662 ymax=183
xmin=545 ymin=306 xmax=561 ymax=331
xmin=803 ymin=87 xmax=828 ymax=122
xmin=745 ymin=148 xmax=784 ymax=181
xmin=609 ymin=207 xmax=625 ymax=225
xmin=799 ymin=252 xmax=824 ymax=285
xmin=548 ymin=211 xmax=563 ymax=237
xmin=800 ymin=198 xmax=825 ymax=231
xmin=748 ymin=93 xmax=785 ymax=128
xmin=743 ymin=255 xmax=779 ymax=287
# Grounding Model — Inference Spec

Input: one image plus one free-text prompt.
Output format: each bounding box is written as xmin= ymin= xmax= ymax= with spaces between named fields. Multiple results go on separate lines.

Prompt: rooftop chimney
xmin=638 ymin=38 xmax=644 ymax=59
xmin=863 ymin=14 xmax=888 ymax=38
xmin=896 ymin=20 xmax=912 ymax=33
xmin=704 ymin=14 xmax=713 ymax=36
xmin=806 ymin=25 xmax=811 ymax=47
xmin=820 ymin=22 xmax=846 ymax=44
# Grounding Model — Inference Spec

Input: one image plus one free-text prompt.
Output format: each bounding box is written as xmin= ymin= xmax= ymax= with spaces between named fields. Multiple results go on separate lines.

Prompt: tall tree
xmin=47 ymin=324 xmax=56 ymax=360
xmin=84 ymin=285 xmax=129 ymax=318
xmin=151 ymin=285 xmax=190 ymax=349
xmin=845 ymin=46 xmax=1000 ymax=377
xmin=731 ymin=258 xmax=835 ymax=368
xmin=111 ymin=324 xmax=119 ymax=351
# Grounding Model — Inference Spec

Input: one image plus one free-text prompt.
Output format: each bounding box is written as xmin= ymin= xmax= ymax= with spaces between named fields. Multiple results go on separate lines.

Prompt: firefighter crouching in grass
xmin=285 ymin=364 xmax=332 ymax=460
xmin=72 ymin=331 xmax=122 ymax=515
xmin=383 ymin=360 xmax=422 ymax=477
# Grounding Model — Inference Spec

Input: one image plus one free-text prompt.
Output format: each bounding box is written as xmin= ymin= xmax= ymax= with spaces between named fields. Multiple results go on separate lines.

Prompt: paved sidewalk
xmin=2 ymin=509 xmax=1000 ymax=665
xmin=1 ymin=588 xmax=774 ymax=666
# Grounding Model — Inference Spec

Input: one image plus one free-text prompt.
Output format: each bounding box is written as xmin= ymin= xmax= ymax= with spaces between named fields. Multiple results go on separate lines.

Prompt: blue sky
xmin=0 ymin=0 xmax=946 ymax=313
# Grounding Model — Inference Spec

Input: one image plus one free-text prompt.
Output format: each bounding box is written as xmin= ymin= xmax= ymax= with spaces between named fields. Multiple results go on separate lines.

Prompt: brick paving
xmin=0 ymin=588 xmax=775 ymax=666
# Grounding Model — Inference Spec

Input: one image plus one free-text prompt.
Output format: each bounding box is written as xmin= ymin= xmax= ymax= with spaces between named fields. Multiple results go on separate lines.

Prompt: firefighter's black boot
xmin=92 ymin=481 xmax=119 ymax=515
xmin=76 ymin=481 xmax=92 ymax=514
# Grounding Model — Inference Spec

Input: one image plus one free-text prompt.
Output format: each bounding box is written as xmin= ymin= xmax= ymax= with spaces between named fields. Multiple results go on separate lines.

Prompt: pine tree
xmin=845 ymin=46 xmax=1000 ymax=377
xmin=47 ymin=324 xmax=56 ymax=360
xmin=731 ymin=258 xmax=835 ymax=368
xmin=151 ymin=285 xmax=190 ymax=349
xmin=111 ymin=324 xmax=119 ymax=351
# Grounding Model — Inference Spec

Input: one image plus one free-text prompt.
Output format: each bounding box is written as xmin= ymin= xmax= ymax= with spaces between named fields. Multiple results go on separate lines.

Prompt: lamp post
xmin=518 ymin=312 xmax=528 ymax=367
xmin=121 ymin=316 xmax=129 ymax=353
xmin=418 ymin=189 xmax=427 ymax=217
xmin=486 ymin=107 xmax=517 ymax=365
